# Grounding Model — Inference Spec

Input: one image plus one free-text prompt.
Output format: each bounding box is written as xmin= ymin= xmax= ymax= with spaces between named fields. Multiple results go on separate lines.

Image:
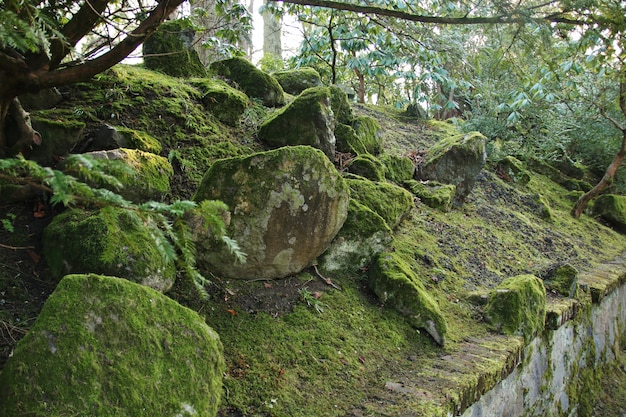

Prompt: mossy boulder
xmin=142 ymin=19 xmax=207 ymax=78
xmin=540 ymin=263 xmax=578 ymax=298
xmin=347 ymin=178 xmax=414 ymax=229
xmin=418 ymin=131 xmax=487 ymax=206
xmin=484 ymin=274 xmax=546 ymax=342
xmin=19 ymin=87 xmax=62 ymax=111
xmin=43 ymin=208 xmax=176 ymax=292
xmin=78 ymin=148 xmax=173 ymax=203
xmin=192 ymin=146 xmax=349 ymax=279
xmin=495 ymin=156 xmax=530 ymax=185
xmin=369 ymin=251 xmax=447 ymax=345
xmin=404 ymin=180 xmax=455 ymax=212
xmin=379 ymin=153 xmax=415 ymax=184
xmin=189 ymin=78 xmax=249 ymax=126
xmin=273 ymin=67 xmax=322 ymax=95
xmin=258 ymin=87 xmax=335 ymax=158
xmin=346 ymin=153 xmax=385 ymax=181
xmin=329 ymin=85 xmax=354 ymax=125
xmin=29 ymin=116 xmax=85 ymax=165
xmin=88 ymin=125 xmax=162 ymax=154
xmin=320 ymin=199 xmax=392 ymax=273
xmin=352 ymin=115 xmax=383 ymax=155
xmin=209 ymin=57 xmax=285 ymax=107
xmin=591 ymin=194 xmax=626 ymax=233
xmin=0 ymin=273 xmax=224 ymax=416
xmin=335 ymin=123 xmax=360 ymax=154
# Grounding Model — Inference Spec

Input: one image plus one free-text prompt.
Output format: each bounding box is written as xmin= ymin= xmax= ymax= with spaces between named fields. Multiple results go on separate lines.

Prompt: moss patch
xmin=404 ymin=179 xmax=455 ymax=212
xmin=0 ymin=274 xmax=224 ymax=416
xmin=591 ymin=194 xmax=626 ymax=232
xmin=352 ymin=116 xmax=383 ymax=155
xmin=346 ymin=154 xmax=386 ymax=181
xmin=347 ymin=178 xmax=413 ymax=229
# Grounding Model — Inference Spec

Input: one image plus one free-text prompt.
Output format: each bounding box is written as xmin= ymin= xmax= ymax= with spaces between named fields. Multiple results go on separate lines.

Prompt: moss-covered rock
xmin=540 ymin=263 xmax=578 ymax=298
xmin=352 ymin=116 xmax=382 ymax=155
xmin=335 ymin=123 xmax=361 ymax=154
xmin=404 ymin=180 xmax=455 ymax=212
xmin=142 ymin=19 xmax=207 ymax=78
xmin=369 ymin=251 xmax=447 ymax=345
xmin=29 ymin=115 xmax=85 ymax=165
xmin=0 ymin=273 xmax=224 ymax=416
xmin=320 ymin=199 xmax=392 ymax=273
xmin=87 ymin=124 xmax=162 ymax=153
xmin=193 ymin=145 xmax=349 ymax=279
xmin=495 ymin=156 xmax=530 ymax=185
xmin=76 ymin=148 xmax=173 ymax=203
xmin=346 ymin=153 xmax=386 ymax=181
xmin=591 ymin=194 xmax=626 ymax=233
xmin=484 ymin=274 xmax=546 ymax=342
xmin=418 ymin=131 xmax=487 ymax=206
xmin=347 ymin=178 xmax=414 ymax=229
xmin=188 ymin=78 xmax=249 ymax=126
xmin=258 ymin=87 xmax=335 ymax=158
xmin=379 ymin=153 xmax=415 ymax=184
xmin=43 ymin=208 xmax=176 ymax=292
xmin=273 ymin=67 xmax=322 ymax=95
xmin=329 ymin=85 xmax=355 ymax=125
xmin=209 ymin=57 xmax=285 ymax=107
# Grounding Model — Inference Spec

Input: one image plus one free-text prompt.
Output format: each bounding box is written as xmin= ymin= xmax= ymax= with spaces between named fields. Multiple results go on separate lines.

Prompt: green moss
xmin=404 ymin=180 xmax=455 ymax=212
xmin=484 ymin=274 xmax=546 ymax=342
xmin=43 ymin=208 xmax=176 ymax=292
xmin=143 ymin=19 xmax=207 ymax=78
xmin=346 ymin=153 xmax=385 ymax=181
xmin=335 ymin=123 xmax=361 ymax=154
xmin=329 ymin=85 xmax=355 ymax=125
xmin=0 ymin=274 xmax=224 ymax=416
xmin=347 ymin=178 xmax=413 ymax=229
xmin=114 ymin=127 xmax=162 ymax=153
xmin=424 ymin=131 xmax=486 ymax=166
xmin=272 ymin=67 xmax=322 ymax=95
xmin=379 ymin=153 xmax=415 ymax=184
xmin=258 ymin=87 xmax=334 ymax=157
xmin=188 ymin=78 xmax=249 ymax=126
xmin=591 ymin=194 xmax=626 ymax=232
xmin=369 ymin=251 xmax=447 ymax=345
xmin=543 ymin=264 xmax=579 ymax=298
xmin=495 ymin=156 xmax=531 ymax=185
xmin=209 ymin=57 xmax=285 ymax=107
xmin=352 ymin=116 xmax=382 ymax=155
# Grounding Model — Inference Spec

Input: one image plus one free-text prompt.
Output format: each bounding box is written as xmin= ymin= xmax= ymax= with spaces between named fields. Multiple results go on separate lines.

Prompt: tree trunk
xmin=354 ymin=68 xmax=365 ymax=103
xmin=262 ymin=0 xmax=282 ymax=59
xmin=571 ymin=130 xmax=626 ymax=218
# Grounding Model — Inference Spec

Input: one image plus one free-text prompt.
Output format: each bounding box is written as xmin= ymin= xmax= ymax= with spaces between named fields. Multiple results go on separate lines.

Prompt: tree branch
xmin=268 ymin=0 xmax=586 ymax=26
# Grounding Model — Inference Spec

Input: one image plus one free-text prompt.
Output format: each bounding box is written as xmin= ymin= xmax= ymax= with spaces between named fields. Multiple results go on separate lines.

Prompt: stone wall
xmin=460 ymin=257 xmax=626 ymax=417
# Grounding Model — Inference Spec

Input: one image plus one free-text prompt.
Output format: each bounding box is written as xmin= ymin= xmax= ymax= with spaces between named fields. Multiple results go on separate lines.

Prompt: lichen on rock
xmin=43 ymin=207 xmax=176 ymax=292
xmin=258 ymin=87 xmax=336 ymax=158
xmin=193 ymin=145 xmax=349 ymax=279
xmin=369 ymin=251 xmax=447 ymax=346
xmin=0 ymin=273 xmax=224 ymax=416
xmin=484 ymin=274 xmax=546 ymax=342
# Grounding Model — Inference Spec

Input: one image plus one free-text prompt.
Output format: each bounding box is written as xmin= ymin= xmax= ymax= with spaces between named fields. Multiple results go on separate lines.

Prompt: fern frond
xmin=221 ymin=235 xmax=247 ymax=264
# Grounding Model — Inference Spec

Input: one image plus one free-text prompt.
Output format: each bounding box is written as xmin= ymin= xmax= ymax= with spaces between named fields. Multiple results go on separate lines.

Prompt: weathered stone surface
xmin=320 ymin=199 xmax=392 ymax=273
xmin=347 ymin=178 xmax=413 ymax=229
xmin=78 ymin=148 xmax=173 ymax=202
xmin=540 ymin=263 xmax=578 ymax=298
xmin=192 ymin=146 xmax=349 ymax=280
xmin=329 ymin=85 xmax=354 ymax=125
xmin=484 ymin=274 xmax=546 ymax=342
xmin=210 ymin=57 xmax=285 ymax=107
xmin=28 ymin=116 xmax=85 ymax=165
xmin=88 ymin=124 xmax=162 ymax=153
xmin=258 ymin=87 xmax=336 ymax=158
xmin=352 ymin=115 xmax=382 ymax=155
xmin=335 ymin=123 xmax=361 ymax=154
xmin=19 ymin=87 xmax=62 ymax=111
xmin=43 ymin=208 xmax=176 ymax=292
xmin=0 ymin=274 xmax=224 ymax=416
xmin=495 ymin=156 xmax=530 ymax=185
xmin=143 ymin=19 xmax=207 ymax=78
xmin=405 ymin=179 xmax=455 ymax=212
xmin=379 ymin=153 xmax=415 ymax=184
xmin=189 ymin=78 xmax=249 ymax=126
xmin=346 ymin=154 xmax=385 ymax=181
xmin=418 ymin=131 xmax=487 ymax=206
xmin=591 ymin=194 xmax=626 ymax=233
xmin=273 ymin=67 xmax=322 ymax=95
xmin=369 ymin=251 xmax=447 ymax=346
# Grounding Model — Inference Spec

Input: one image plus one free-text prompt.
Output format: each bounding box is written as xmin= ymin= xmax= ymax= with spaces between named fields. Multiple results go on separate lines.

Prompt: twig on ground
xmin=0 ymin=243 xmax=35 ymax=250
xmin=311 ymin=263 xmax=342 ymax=291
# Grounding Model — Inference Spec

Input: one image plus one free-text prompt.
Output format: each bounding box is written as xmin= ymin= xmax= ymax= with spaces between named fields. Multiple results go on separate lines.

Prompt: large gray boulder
xmin=192 ymin=145 xmax=349 ymax=280
xmin=0 ymin=274 xmax=225 ymax=416
xmin=417 ymin=131 xmax=487 ymax=206
xmin=210 ymin=57 xmax=285 ymax=107
xmin=258 ymin=87 xmax=336 ymax=159
xmin=43 ymin=208 xmax=176 ymax=292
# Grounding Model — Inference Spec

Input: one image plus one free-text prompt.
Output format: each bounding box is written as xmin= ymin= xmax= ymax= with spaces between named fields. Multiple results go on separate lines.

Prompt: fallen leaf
xmin=226 ymin=309 xmax=238 ymax=316
xmin=27 ymin=250 xmax=40 ymax=264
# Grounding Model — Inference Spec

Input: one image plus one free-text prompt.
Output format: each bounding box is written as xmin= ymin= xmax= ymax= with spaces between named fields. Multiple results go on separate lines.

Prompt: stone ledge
xmin=578 ymin=254 xmax=626 ymax=303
